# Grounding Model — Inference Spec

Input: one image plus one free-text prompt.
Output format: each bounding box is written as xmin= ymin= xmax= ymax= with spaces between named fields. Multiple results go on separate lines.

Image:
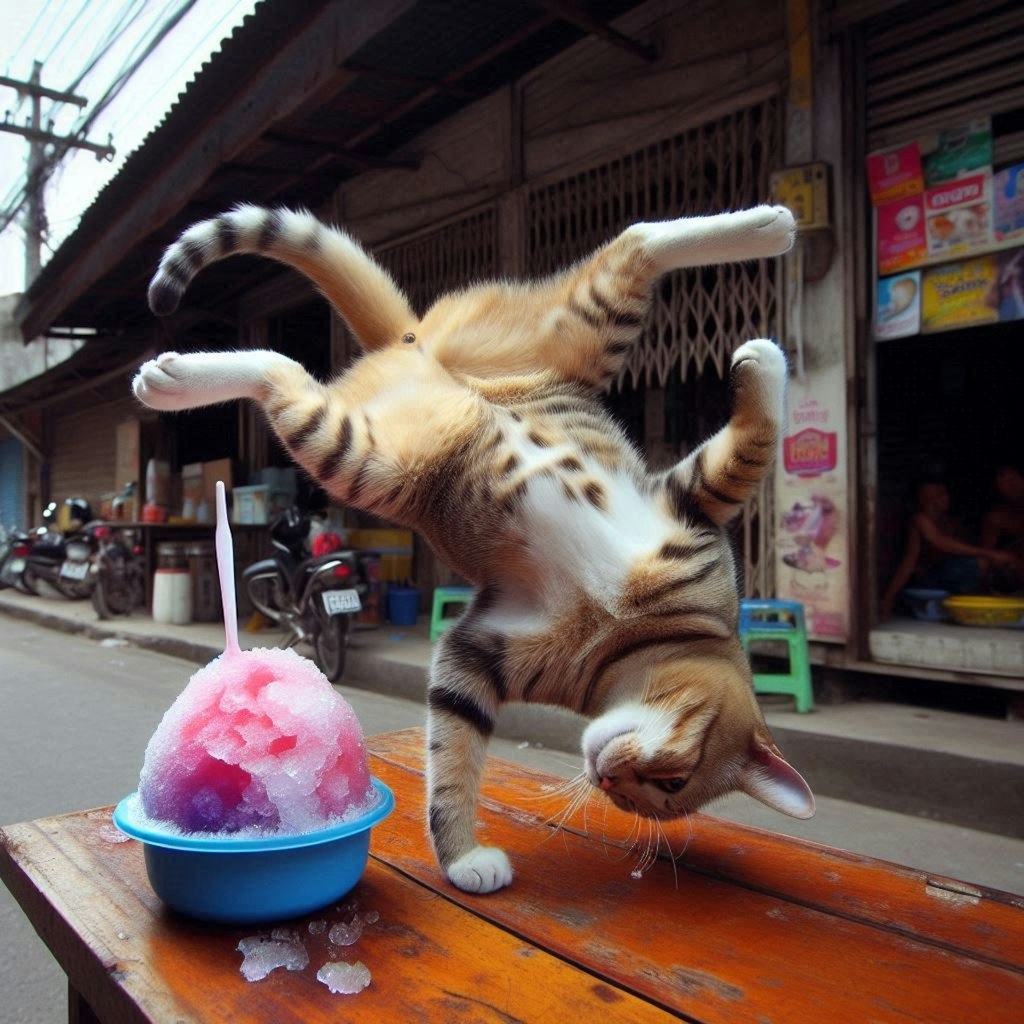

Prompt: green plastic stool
xmin=430 ymin=586 xmax=474 ymax=642
xmin=738 ymin=599 xmax=814 ymax=713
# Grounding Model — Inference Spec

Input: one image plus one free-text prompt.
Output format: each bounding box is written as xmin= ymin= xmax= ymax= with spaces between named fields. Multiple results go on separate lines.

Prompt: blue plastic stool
xmin=430 ymin=586 xmax=474 ymax=642
xmin=738 ymin=599 xmax=814 ymax=713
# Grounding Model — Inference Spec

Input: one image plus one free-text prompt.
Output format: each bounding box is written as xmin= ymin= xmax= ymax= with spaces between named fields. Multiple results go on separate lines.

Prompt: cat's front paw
xmin=737 ymin=205 xmax=796 ymax=257
xmin=133 ymin=352 xmax=192 ymax=410
xmin=446 ymin=846 xmax=513 ymax=894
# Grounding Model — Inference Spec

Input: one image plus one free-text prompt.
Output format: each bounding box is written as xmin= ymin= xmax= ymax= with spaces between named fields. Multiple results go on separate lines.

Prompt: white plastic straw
xmin=215 ymin=481 xmax=240 ymax=656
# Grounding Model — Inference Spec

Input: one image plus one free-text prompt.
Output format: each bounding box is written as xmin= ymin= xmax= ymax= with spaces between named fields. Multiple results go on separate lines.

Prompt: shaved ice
xmin=138 ymin=646 xmax=375 ymax=835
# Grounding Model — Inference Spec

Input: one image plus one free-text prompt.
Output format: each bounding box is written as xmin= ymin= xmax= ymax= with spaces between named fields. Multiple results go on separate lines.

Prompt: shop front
xmin=854 ymin=0 xmax=1024 ymax=689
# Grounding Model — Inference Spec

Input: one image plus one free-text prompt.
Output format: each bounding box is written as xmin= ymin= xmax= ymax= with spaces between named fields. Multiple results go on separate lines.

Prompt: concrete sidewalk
xmin=1 ymin=587 xmax=1022 ymax=841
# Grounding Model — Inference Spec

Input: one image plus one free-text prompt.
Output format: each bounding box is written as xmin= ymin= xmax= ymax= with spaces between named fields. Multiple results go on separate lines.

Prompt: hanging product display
xmin=874 ymin=271 xmax=921 ymax=340
xmin=868 ymin=118 xmax=1024 ymax=338
xmin=920 ymin=256 xmax=999 ymax=333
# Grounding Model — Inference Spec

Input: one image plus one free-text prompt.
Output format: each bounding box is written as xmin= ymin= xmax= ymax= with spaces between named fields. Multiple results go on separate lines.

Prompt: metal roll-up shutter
xmin=864 ymin=0 xmax=1024 ymax=160
xmin=49 ymin=397 xmax=137 ymax=508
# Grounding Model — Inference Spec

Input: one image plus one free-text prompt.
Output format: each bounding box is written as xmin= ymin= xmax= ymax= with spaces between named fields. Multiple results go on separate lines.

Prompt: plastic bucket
xmin=387 ymin=586 xmax=420 ymax=626
xmin=152 ymin=568 xmax=192 ymax=624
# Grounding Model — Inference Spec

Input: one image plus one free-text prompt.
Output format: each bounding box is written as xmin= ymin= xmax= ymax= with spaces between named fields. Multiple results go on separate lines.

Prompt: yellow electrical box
xmin=771 ymin=163 xmax=832 ymax=230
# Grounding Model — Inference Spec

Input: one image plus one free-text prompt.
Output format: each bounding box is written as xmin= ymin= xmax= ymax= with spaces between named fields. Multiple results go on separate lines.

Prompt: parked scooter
xmin=22 ymin=499 xmax=96 ymax=599
xmin=0 ymin=524 xmax=34 ymax=593
xmin=91 ymin=525 xmax=145 ymax=619
xmin=243 ymin=508 xmax=368 ymax=682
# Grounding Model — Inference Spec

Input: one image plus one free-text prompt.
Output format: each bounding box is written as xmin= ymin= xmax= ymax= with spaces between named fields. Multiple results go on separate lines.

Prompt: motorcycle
xmin=22 ymin=499 xmax=96 ymax=600
xmin=243 ymin=508 xmax=369 ymax=682
xmin=91 ymin=525 xmax=145 ymax=619
xmin=0 ymin=525 xmax=34 ymax=593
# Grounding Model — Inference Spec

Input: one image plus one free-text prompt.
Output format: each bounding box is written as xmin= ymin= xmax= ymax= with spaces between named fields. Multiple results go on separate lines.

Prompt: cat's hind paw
xmin=446 ymin=846 xmax=513 ymax=894
xmin=730 ymin=339 xmax=787 ymax=422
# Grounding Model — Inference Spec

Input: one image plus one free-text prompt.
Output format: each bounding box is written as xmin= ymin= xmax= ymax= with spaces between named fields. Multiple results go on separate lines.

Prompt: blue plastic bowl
xmin=113 ymin=778 xmax=394 ymax=924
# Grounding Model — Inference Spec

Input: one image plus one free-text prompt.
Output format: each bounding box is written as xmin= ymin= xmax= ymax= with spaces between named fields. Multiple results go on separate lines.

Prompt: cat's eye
xmin=402 ymin=332 xmax=416 ymax=344
xmin=654 ymin=777 xmax=688 ymax=794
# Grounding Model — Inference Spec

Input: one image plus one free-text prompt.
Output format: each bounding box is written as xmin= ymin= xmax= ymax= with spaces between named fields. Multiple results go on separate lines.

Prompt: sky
xmin=0 ymin=0 xmax=261 ymax=298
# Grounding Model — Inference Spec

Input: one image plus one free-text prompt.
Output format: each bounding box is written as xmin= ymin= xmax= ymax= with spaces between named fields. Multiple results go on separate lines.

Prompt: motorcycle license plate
xmin=8 ymin=558 xmax=25 ymax=575
xmin=60 ymin=560 xmax=90 ymax=580
xmin=322 ymin=589 xmax=361 ymax=615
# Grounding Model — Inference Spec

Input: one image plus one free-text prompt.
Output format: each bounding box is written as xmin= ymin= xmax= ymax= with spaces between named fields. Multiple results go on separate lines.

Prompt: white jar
xmin=152 ymin=568 xmax=193 ymax=625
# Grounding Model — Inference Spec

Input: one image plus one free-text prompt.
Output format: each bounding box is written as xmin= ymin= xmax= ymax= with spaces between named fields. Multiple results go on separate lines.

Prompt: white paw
xmin=739 ymin=205 xmax=796 ymax=257
xmin=132 ymin=350 xmax=276 ymax=411
xmin=446 ymin=846 xmax=513 ymax=894
xmin=731 ymin=339 xmax=787 ymax=418
xmin=732 ymin=338 xmax=787 ymax=378
xmin=132 ymin=352 xmax=193 ymax=410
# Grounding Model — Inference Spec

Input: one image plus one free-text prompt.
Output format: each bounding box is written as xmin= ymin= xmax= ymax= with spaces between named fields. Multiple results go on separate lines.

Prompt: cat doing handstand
xmin=133 ymin=201 xmax=814 ymax=894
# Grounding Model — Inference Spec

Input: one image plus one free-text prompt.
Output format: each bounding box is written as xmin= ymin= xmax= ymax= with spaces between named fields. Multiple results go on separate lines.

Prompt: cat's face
xmin=581 ymin=656 xmax=814 ymax=820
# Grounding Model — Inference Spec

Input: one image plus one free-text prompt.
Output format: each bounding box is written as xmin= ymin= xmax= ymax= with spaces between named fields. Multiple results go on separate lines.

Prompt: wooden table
xmin=2 ymin=728 xmax=1022 ymax=1023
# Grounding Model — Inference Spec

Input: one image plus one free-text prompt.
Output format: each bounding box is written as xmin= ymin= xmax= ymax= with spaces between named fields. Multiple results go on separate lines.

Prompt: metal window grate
xmin=376 ymin=208 xmax=499 ymax=317
xmin=527 ymin=97 xmax=782 ymax=596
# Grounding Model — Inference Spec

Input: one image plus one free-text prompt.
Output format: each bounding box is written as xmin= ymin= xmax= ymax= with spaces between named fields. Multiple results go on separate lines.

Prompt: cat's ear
xmin=738 ymin=740 xmax=815 ymax=819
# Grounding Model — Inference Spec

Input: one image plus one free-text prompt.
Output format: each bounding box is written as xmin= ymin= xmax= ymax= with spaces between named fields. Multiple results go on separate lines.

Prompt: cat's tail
xmin=148 ymin=205 xmax=416 ymax=351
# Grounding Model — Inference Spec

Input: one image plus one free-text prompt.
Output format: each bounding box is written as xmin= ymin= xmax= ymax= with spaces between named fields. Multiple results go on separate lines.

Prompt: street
xmin=2 ymin=615 xmax=1023 ymax=1023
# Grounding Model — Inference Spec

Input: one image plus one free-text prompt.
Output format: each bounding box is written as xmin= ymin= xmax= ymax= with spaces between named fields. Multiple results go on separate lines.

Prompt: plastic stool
xmin=430 ymin=586 xmax=474 ymax=642
xmin=738 ymin=599 xmax=814 ymax=713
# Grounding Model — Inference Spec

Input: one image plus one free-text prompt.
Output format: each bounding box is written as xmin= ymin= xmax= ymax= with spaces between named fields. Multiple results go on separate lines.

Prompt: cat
xmin=133 ymin=201 xmax=814 ymax=894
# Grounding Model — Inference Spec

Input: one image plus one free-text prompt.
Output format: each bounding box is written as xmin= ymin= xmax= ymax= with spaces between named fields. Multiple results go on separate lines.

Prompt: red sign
xmin=877 ymin=195 xmax=927 ymax=275
xmin=783 ymin=428 xmax=838 ymax=477
xmin=924 ymin=172 xmax=987 ymax=212
xmin=867 ymin=142 xmax=924 ymax=206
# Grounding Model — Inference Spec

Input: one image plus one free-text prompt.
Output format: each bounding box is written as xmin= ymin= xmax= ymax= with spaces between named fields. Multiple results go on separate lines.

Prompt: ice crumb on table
xmin=237 ymin=932 xmax=309 ymax=982
xmin=309 ymin=919 xmax=327 ymax=936
xmin=317 ymin=960 xmax=371 ymax=994
xmin=329 ymin=917 xmax=364 ymax=946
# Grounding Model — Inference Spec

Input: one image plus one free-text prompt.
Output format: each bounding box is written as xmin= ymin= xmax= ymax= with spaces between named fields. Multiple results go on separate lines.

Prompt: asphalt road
xmin=2 ymin=616 xmax=1023 ymax=1023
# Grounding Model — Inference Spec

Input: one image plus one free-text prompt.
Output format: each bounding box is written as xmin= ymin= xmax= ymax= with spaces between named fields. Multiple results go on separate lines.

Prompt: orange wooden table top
xmin=2 ymin=727 xmax=1022 ymax=1023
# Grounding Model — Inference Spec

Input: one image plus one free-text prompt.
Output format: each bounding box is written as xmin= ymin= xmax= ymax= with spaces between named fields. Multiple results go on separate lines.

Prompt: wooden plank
xmin=1 ymin=809 xmax=681 ymax=1024
xmin=364 ymin=729 xmax=1024 ymax=1024
xmin=368 ymin=729 xmax=1024 ymax=964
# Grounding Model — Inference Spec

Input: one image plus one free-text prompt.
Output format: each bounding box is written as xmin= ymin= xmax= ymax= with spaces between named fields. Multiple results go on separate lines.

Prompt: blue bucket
xmin=387 ymin=586 xmax=420 ymax=626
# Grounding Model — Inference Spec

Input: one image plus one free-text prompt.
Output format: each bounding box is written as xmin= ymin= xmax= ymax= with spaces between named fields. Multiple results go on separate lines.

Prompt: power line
xmin=7 ymin=0 xmax=60 ymax=74
xmin=114 ymin=0 xmax=249 ymax=140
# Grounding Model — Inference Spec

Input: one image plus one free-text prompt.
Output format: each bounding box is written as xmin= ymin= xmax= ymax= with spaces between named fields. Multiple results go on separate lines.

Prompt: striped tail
xmin=147 ymin=205 xmax=416 ymax=351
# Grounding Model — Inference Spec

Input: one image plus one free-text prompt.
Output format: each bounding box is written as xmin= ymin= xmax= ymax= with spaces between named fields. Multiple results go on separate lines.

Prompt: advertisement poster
xmin=993 ymin=164 xmax=1024 ymax=243
xmin=775 ymin=365 xmax=849 ymax=641
xmin=867 ymin=142 xmax=924 ymax=206
xmin=923 ymin=170 xmax=992 ymax=260
xmin=875 ymin=271 xmax=921 ymax=340
xmin=997 ymin=249 xmax=1024 ymax=322
xmin=921 ymin=256 xmax=999 ymax=332
xmin=876 ymin=195 xmax=927 ymax=274
xmin=922 ymin=118 xmax=992 ymax=187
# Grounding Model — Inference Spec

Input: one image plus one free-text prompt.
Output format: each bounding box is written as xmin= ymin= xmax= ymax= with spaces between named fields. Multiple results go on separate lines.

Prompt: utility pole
xmin=0 ymin=62 xmax=115 ymax=286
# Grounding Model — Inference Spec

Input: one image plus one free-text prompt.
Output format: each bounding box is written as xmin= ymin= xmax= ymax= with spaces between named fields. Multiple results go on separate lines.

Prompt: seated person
xmin=981 ymin=465 xmax=1024 ymax=592
xmin=880 ymin=478 xmax=1021 ymax=620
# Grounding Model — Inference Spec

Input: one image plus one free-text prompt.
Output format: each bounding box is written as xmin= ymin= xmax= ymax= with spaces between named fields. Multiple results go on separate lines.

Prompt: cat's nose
xmin=599 ymin=775 xmax=619 ymax=791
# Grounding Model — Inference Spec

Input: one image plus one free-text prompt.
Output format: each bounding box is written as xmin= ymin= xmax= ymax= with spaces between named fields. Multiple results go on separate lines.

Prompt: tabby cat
xmin=134 ymin=201 xmax=814 ymax=893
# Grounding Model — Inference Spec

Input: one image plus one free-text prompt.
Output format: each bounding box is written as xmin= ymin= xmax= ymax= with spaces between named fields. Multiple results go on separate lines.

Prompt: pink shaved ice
xmin=138 ymin=646 xmax=374 ymax=834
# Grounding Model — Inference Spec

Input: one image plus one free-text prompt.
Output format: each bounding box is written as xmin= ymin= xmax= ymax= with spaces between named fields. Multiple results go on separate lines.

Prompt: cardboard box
xmin=202 ymin=458 xmax=233 ymax=505
xmin=232 ymin=484 xmax=269 ymax=524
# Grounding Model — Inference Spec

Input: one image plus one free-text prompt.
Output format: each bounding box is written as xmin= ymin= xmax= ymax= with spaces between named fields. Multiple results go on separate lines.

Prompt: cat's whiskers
xmin=535 ymin=773 xmax=593 ymax=852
